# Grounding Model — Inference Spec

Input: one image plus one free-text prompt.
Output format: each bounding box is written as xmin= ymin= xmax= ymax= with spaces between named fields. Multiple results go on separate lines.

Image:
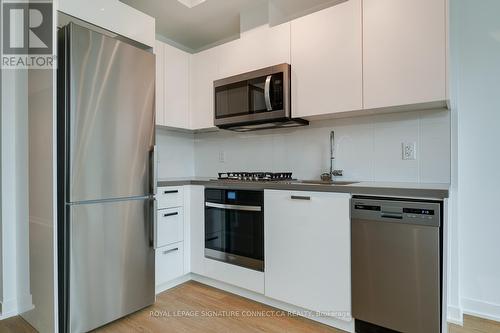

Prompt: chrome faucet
xmin=328 ymin=131 xmax=343 ymax=178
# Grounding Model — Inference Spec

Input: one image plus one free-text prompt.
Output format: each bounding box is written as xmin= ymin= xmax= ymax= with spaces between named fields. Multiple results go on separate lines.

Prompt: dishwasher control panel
xmin=351 ymin=197 xmax=441 ymax=227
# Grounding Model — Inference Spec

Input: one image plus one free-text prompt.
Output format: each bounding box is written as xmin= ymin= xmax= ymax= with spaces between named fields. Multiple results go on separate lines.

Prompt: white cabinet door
xmin=265 ymin=190 xmax=351 ymax=319
xmin=363 ymin=0 xmax=446 ymax=109
xmin=155 ymin=242 xmax=184 ymax=286
xmin=189 ymin=185 xmax=205 ymax=275
xmin=156 ymin=207 xmax=184 ymax=248
xmin=164 ymin=43 xmax=190 ymax=128
xmin=190 ymin=48 xmax=219 ymax=130
xmin=291 ymin=0 xmax=362 ymax=117
xmin=154 ymin=41 xmax=164 ymax=126
xmin=217 ymin=23 xmax=291 ymax=79
xmin=157 ymin=186 xmax=184 ymax=209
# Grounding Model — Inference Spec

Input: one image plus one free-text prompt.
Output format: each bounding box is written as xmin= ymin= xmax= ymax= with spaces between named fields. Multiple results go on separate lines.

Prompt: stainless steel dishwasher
xmin=351 ymin=196 xmax=442 ymax=333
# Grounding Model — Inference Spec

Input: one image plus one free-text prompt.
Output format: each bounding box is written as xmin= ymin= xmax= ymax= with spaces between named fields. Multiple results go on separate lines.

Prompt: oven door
xmin=205 ymin=202 xmax=264 ymax=271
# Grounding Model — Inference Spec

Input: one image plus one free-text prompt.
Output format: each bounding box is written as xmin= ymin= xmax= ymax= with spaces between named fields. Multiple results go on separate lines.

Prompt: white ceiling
xmin=120 ymin=0 xmax=343 ymax=53
xmin=120 ymin=0 xmax=265 ymax=52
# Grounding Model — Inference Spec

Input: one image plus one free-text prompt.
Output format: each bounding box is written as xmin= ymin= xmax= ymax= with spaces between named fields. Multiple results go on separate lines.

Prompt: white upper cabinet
xmin=156 ymin=0 xmax=448 ymax=130
xmin=163 ymin=43 xmax=190 ymax=129
xmin=217 ymin=23 xmax=291 ymax=79
xmin=291 ymin=0 xmax=363 ymax=117
xmin=154 ymin=41 xmax=165 ymax=126
xmin=363 ymin=0 xmax=447 ymax=109
xmin=189 ymin=48 xmax=219 ymax=130
xmin=264 ymin=190 xmax=351 ymax=319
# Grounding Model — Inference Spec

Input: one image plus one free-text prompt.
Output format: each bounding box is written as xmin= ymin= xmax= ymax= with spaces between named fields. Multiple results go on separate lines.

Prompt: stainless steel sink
xmin=296 ymin=180 xmax=359 ymax=186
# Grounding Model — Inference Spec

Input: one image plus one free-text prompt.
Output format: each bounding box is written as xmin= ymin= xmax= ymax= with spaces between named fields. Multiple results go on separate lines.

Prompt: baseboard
xmin=155 ymin=274 xmax=192 ymax=295
xmin=0 ymin=300 xmax=18 ymax=321
xmin=16 ymin=294 xmax=34 ymax=314
xmin=447 ymin=305 xmax=464 ymax=326
xmin=462 ymin=298 xmax=500 ymax=323
xmin=0 ymin=294 xmax=33 ymax=320
xmin=190 ymin=274 xmax=355 ymax=333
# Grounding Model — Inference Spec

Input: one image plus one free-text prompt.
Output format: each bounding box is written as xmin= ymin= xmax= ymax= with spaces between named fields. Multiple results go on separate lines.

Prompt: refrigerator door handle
xmin=151 ymin=198 xmax=157 ymax=248
xmin=150 ymin=145 xmax=157 ymax=195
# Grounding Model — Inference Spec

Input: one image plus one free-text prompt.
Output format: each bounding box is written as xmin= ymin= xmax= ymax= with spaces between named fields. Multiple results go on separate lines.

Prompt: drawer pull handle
xmin=291 ymin=195 xmax=311 ymax=201
xmin=162 ymin=248 xmax=179 ymax=255
xmin=163 ymin=212 xmax=179 ymax=217
xmin=163 ymin=190 xmax=179 ymax=194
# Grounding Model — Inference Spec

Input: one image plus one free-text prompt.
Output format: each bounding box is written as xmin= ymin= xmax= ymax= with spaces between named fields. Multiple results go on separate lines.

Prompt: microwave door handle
xmin=264 ymin=75 xmax=273 ymax=111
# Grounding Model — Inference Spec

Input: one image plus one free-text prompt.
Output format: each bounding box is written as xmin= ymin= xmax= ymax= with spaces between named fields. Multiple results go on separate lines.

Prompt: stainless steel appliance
xmin=213 ymin=64 xmax=308 ymax=131
xmin=351 ymin=196 xmax=442 ymax=333
xmin=205 ymin=189 xmax=264 ymax=271
xmin=57 ymin=23 xmax=156 ymax=333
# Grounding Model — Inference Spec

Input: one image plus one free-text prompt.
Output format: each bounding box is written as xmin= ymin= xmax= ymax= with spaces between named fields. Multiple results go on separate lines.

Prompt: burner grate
xmin=218 ymin=172 xmax=293 ymax=182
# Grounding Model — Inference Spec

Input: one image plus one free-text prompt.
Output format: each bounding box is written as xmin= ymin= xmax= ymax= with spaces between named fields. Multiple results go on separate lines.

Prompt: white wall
xmin=156 ymin=128 xmax=195 ymax=179
xmin=21 ymin=69 xmax=56 ymax=333
xmin=192 ymin=109 xmax=450 ymax=182
xmin=0 ymin=68 xmax=32 ymax=319
xmin=452 ymin=0 xmax=500 ymax=322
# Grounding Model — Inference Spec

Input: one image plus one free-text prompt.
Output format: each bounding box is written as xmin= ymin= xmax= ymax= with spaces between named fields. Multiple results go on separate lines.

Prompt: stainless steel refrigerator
xmin=57 ymin=23 xmax=156 ymax=333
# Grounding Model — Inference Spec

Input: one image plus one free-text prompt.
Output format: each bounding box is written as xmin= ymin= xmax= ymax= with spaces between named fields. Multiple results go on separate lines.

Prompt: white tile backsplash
xmin=157 ymin=109 xmax=451 ymax=183
xmin=156 ymin=127 xmax=195 ymax=178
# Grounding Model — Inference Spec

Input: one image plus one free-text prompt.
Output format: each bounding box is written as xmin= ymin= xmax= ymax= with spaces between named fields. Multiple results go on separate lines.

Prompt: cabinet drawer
xmin=156 ymin=207 xmax=183 ymax=248
xmin=155 ymin=242 xmax=184 ymax=286
xmin=157 ymin=186 xmax=184 ymax=209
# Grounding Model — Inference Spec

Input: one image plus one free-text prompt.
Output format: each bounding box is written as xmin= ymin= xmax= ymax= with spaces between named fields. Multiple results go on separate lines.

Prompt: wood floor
xmin=449 ymin=315 xmax=500 ymax=333
xmin=2 ymin=281 xmax=500 ymax=333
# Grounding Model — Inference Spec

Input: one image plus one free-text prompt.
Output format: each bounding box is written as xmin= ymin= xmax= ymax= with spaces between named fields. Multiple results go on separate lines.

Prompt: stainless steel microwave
xmin=213 ymin=63 xmax=308 ymax=131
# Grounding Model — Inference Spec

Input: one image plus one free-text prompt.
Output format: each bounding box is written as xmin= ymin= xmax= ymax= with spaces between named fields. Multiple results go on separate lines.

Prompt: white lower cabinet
xmin=264 ymin=190 xmax=351 ymax=320
xmin=156 ymin=207 xmax=183 ymax=248
xmin=155 ymin=186 xmax=187 ymax=291
xmin=157 ymin=186 xmax=184 ymax=209
xmin=155 ymin=242 xmax=184 ymax=286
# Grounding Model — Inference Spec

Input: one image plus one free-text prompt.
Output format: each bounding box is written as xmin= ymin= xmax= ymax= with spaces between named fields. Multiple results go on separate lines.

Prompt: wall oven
xmin=213 ymin=63 xmax=308 ymax=131
xmin=205 ymin=188 xmax=264 ymax=271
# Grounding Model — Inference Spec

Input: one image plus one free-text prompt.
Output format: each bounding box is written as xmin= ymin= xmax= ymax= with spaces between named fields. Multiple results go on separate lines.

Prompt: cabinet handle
xmin=163 ymin=190 xmax=178 ymax=194
xmin=163 ymin=212 xmax=179 ymax=217
xmin=162 ymin=248 xmax=179 ymax=255
xmin=291 ymin=195 xmax=310 ymax=201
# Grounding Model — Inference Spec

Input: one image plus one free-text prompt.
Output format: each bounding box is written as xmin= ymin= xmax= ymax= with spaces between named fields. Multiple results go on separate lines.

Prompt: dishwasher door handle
xmin=381 ymin=212 xmax=403 ymax=219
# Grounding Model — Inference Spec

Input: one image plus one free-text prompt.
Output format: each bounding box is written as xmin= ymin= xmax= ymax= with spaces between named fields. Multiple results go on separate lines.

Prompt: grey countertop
xmin=157 ymin=177 xmax=449 ymax=199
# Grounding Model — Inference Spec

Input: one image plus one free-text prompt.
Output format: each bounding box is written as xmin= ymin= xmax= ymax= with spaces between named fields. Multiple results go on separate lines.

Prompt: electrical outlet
xmin=218 ymin=151 xmax=226 ymax=163
xmin=402 ymin=142 xmax=417 ymax=160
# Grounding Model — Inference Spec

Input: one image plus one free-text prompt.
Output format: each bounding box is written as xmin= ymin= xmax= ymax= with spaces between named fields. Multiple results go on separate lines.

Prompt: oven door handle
xmin=205 ymin=202 xmax=262 ymax=212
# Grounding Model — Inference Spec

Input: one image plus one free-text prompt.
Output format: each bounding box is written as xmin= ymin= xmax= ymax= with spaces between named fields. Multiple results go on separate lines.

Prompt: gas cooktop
xmin=216 ymin=172 xmax=295 ymax=182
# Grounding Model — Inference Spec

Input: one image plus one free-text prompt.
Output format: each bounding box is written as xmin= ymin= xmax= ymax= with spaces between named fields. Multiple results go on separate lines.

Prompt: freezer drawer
xmin=67 ymin=198 xmax=155 ymax=333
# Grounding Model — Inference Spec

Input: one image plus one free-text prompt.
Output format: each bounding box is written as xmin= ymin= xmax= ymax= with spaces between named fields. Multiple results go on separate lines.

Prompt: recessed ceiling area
xmin=120 ymin=0 xmax=343 ymax=53
xmin=177 ymin=0 xmax=207 ymax=8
